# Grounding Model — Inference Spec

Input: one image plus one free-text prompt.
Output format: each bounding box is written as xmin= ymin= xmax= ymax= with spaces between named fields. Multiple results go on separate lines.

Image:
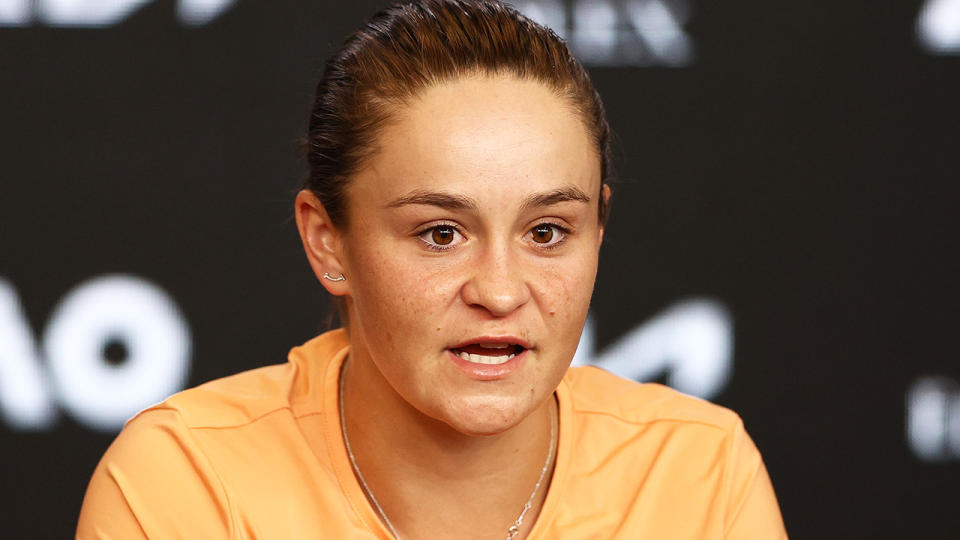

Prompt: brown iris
xmin=432 ymin=226 xmax=455 ymax=245
xmin=531 ymin=224 xmax=554 ymax=243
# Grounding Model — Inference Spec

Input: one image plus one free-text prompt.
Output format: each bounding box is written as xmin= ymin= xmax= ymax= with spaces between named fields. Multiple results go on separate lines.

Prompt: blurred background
xmin=1 ymin=0 xmax=958 ymax=537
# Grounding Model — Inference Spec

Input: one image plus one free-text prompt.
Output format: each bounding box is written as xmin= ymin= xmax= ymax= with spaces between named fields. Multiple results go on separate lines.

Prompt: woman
xmin=77 ymin=1 xmax=786 ymax=538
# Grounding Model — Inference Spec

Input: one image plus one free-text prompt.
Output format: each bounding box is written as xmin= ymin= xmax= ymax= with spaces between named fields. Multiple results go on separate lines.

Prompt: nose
xmin=460 ymin=241 xmax=531 ymax=318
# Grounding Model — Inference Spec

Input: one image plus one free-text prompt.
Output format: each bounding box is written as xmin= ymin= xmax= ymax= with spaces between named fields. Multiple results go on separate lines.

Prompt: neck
xmin=340 ymin=349 xmax=557 ymax=540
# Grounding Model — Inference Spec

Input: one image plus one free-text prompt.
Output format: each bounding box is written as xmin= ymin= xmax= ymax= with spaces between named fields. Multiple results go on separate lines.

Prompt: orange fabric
xmin=77 ymin=329 xmax=787 ymax=539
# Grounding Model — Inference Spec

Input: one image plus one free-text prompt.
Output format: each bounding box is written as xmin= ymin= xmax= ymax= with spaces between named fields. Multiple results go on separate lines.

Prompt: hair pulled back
xmin=304 ymin=0 xmax=612 ymax=227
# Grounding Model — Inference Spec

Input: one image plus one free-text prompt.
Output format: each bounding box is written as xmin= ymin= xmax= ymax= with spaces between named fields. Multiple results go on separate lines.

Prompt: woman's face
xmin=339 ymin=74 xmax=605 ymax=435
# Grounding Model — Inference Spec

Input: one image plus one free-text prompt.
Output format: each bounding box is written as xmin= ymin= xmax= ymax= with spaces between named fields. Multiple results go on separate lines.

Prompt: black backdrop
xmin=1 ymin=1 xmax=958 ymax=538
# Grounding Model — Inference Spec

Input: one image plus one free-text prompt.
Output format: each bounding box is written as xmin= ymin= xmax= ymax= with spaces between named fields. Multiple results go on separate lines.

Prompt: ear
xmin=598 ymin=183 xmax=612 ymax=245
xmin=295 ymin=189 xmax=350 ymax=296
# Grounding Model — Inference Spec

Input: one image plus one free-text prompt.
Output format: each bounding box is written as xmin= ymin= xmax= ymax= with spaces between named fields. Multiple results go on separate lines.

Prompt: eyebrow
xmin=385 ymin=185 xmax=592 ymax=212
xmin=519 ymin=186 xmax=592 ymax=212
xmin=386 ymin=190 xmax=478 ymax=210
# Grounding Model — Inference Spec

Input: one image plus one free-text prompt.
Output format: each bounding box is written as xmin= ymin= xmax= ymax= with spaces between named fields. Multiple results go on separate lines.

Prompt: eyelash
xmin=527 ymin=222 xmax=570 ymax=250
xmin=415 ymin=222 xmax=571 ymax=252
xmin=416 ymin=222 xmax=464 ymax=252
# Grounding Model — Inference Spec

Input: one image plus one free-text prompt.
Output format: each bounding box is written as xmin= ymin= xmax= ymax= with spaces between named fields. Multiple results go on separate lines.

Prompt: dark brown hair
xmin=303 ymin=0 xmax=613 ymax=227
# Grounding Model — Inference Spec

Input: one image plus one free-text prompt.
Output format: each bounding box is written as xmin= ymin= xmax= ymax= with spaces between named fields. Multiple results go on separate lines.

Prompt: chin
xmin=439 ymin=395 xmax=533 ymax=437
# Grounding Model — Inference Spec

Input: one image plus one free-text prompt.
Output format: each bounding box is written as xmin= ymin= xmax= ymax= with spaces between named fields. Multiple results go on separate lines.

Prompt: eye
xmin=431 ymin=226 xmax=455 ymax=245
xmin=526 ymin=223 xmax=568 ymax=248
xmin=418 ymin=224 xmax=464 ymax=251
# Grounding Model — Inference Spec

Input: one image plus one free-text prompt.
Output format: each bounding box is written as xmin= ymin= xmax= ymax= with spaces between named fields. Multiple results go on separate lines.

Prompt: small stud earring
xmin=323 ymin=272 xmax=346 ymax=282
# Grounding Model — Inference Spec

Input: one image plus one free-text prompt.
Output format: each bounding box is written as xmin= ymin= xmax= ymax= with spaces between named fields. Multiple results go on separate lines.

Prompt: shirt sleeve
xmin=76 ymin=408 xmax=233 ymax=540
xmin=722 ymin=418 xmax=788 ymax=540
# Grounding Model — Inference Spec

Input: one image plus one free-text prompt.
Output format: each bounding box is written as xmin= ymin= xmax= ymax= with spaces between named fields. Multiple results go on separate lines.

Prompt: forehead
xmin=349 ymin=74 xmax=601 ymax=206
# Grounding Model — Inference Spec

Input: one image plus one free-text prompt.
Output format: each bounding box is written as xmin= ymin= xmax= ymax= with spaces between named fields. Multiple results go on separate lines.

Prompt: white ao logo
xmin=0 ymin=275 xmax=190 ymax=431
xmin=573 ymin=299 xmax=733 ymax=400
xmin=917 ymin=0 xmax=960 ymax=53
xmin=1 ymin=279 xmax=730 ymax=432
xmin=0 ymin=0 xmax=235 ymax=26
xmin=516 ymin=0 xmax=694 ymax=67
xmin=907 ymin=377 xmax=960 ymax=461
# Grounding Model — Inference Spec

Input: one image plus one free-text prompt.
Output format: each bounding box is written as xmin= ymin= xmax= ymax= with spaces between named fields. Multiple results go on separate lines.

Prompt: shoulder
xmin=88 ymin=358 xmax=302 ymax=500
xmin=77 ymin=406 xmax=235 ymax=538
xmin=134 ymin=328 xmax=349 ymax=429
xmin=77 ymin=329 xmax=351 ymax=538
xmin=555 ymin=367 xmax=787 ymax=537
xmin=562 ymin=365 xmax=740 ymax=433
xmin=149 ymin=362 xmax=296 ymax=429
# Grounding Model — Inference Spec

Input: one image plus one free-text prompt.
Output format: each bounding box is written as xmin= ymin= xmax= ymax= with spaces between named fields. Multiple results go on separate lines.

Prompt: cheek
xmin=347 ymin=242 xmax=462 ymax=330
xmin=536 ymin=252 xmax=598 ymax=322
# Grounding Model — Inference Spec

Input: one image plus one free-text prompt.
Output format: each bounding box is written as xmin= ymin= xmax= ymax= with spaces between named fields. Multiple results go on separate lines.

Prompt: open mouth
xmin=449 ymin=343 xmax=526 ymax=365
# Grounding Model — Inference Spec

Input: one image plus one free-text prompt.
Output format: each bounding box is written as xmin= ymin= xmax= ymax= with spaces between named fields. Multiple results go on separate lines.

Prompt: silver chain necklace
xmin=339 ymin=363 xmax=557 ymax=540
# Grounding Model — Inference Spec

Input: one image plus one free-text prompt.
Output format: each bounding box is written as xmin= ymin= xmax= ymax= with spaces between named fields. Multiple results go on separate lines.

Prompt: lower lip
xmin=446 ymin=348 xmax=528 ymax=380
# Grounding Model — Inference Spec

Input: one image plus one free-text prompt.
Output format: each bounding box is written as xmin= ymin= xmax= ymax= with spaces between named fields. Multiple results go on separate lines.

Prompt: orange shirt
xmin=77 ymin=329 xmax=787 ymax=539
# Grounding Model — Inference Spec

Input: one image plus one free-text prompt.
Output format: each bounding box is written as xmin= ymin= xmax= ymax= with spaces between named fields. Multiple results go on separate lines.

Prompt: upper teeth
xmin=458 ymin=351 xmax=515 ymax=365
